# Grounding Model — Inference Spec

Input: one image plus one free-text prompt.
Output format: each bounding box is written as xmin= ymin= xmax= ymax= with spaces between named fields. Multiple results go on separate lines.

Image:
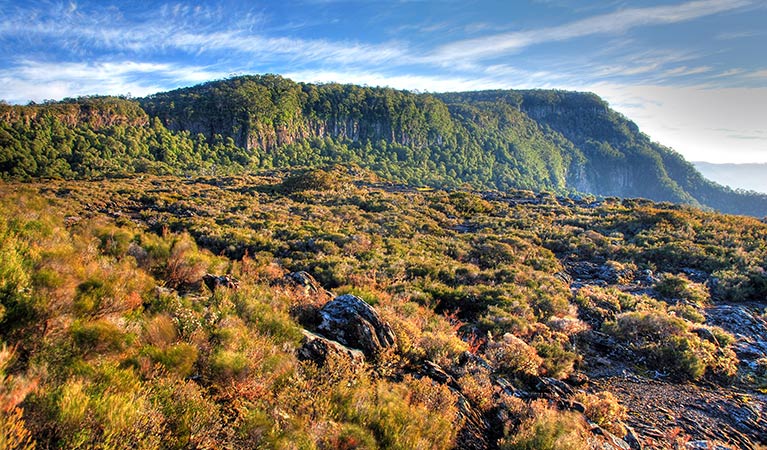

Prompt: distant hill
xmin=693 ymin=162 xmax=767 ymax=194
xmin=2 ymin=74 xmax=767 ymax=216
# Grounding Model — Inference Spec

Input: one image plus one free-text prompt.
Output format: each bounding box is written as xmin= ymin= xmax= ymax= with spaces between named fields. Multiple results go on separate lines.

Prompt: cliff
xmin=2 ymin=74 xmax=766 ymax=216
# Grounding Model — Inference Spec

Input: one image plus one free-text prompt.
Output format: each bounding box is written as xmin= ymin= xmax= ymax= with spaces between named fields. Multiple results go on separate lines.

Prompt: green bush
xmin=73 ymin=278 xmax=113 ymax=316
xmin=654 ymin=273 xmax=709 ymax=305
xmin=501 ymin=400 xmax=588 ymax=450
xmin=71 ymin=319 xmax=126 ymax=355
xmin=146 ymin=343 xmax=198 ymax=378
xmin=604 ymin=310 xmax=738 ymax=380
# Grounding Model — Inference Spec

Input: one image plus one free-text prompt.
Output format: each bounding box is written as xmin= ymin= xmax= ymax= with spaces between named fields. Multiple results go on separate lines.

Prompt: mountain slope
xmin=2 ymin=74 xmax=766 ymax=216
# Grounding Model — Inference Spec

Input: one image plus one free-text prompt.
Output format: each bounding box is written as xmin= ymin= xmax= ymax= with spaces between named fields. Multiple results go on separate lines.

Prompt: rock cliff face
xmin=137 ymin=76 xmax=758 ymax=212
xmin=4 ymin=74 xmax=766 ymax=215
xmin=140 ymin=76 xmax=454 ymax=153
xmin=0 ymin=97 xmax=149 ymax=129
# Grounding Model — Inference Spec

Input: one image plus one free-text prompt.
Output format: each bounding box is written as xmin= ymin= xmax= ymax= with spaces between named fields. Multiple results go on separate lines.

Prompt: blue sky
xmin=1 ymin=0 xmax=766 ymax=163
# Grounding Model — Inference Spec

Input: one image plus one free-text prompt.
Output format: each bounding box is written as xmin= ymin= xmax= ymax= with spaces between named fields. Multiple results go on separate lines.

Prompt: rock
xmin=567 ymin=371 xmax=590 ymax=386
xmin=706 ymin=304 xmax=767 ymax=361
xmin=681 ymin=268 xmax=708 ymax=283
xmin=284 ymin=271 xmax=322 ymax=295
xmin=202 ymin=273 xmax=239 ymax=291
xmin=419 ymin=360 xmax=460 ymax=390
xmin=494 ymin=376 xmax=531 ymax=398
xmin=591 ymin=425 xmax=631 ymax=450
xmin=455 ymin=393 xmax=491 ymax=450
xmin=458 ymin=351 xmax=494 ymax=372
xmin=154 ymin=285 xmax=175 ymax=297
xmin=297 ymin=330 xmax=365 ymax=366
xmin=623 ymin=425 xmax=643 ymax=450
xmin=686 ymin=441 xmax=733 ymax=450
xmin=637 ymin=269 xmax=658 ymax=285
xmin=316 ymin=294 xmax=396 ymax=357
xmin=566 ymin=261 xmax=630 ymax=285
xmin=535 ymin=376 xmax=575 ymax=398
xmin=563 ymin=400 xmax=586 ymax=414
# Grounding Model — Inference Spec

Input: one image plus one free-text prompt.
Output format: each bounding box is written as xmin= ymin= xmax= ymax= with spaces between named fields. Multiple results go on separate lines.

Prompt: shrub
xmin=604 ymin=310 xmax=738 ymax=380
xmin=209 ymin=349 xmax=249 ymax=380
xmin=669 ymin=304 xmax=705 ymax=324
xmin=654 ymin=273 xmax=709 ymax=305
xmin=358 ymin=377 xmax=460 ymax=450
xmin=55 ymin=366 xmax=166 ymax=449
xmin=533 ymin=340 xmax=580 ymax=380
xmin=97 ymin=227 xmax=135 ymax=259
xmin=0 ymin=230 xmax=36 ymax=332
xmin=164 ymin=233 xmax=209 ymax=288
xmin=147 ymin=343 xmax=199 ymax=378
xmin=152 ymin=378 xmax=222 ymax=449
xmin=145 ymin=314 xmax=178 ymax=347
xmin=712 ymin=268 xmax=767 ymax=303
xmin=0 ymin=345 xmax=36 ymax=450
xmin=485 ymin=333 xmax=542 ymax=378
xmin=500 ymin=400 xmax=589 ymax=450
xmin=73 ymin=278 xmax=113 ymax=316
xmin=282 ymin=169 xmax=340 ymax=192
xmin=573 ymin=391 xmax=627 ymax=435
xmin=71 ymin=319 xmax=126 ymax=355
xmin=0 ymin=406 xmax=36 ymax=450
xmin=604 ymin=310 xmax=687 ymax=344
xmin=327 ymin=423 xmax=378 ymax=450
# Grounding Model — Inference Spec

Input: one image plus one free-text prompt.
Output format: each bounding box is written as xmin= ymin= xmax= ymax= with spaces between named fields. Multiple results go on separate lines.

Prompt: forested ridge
xmin=2 ymin=74 xmax=766 ymax=216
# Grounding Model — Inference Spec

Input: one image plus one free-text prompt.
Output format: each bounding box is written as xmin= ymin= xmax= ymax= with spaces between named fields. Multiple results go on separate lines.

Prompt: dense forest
xmin=2 ymin=74 xmax=766 ymax=216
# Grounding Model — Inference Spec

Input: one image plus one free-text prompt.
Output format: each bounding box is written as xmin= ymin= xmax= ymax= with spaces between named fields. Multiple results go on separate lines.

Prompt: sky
xmin=1 ymin=0 xmax=766 ymax=164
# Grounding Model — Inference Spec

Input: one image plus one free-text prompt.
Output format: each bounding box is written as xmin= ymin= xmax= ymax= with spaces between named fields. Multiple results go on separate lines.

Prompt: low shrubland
xmin=0 ymin=172 xmax=763 ymax=448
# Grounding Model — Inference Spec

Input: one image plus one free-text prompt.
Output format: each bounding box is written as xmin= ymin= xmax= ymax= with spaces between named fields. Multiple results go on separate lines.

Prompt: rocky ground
xmin=28 ymin=178 xmax=767 ymax=449
xmin=592 ymin=376 xmax=765 ymax=449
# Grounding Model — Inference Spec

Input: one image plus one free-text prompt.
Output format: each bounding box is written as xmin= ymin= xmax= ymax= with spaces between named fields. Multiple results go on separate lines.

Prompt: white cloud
xmin=0 ymin=60 xmax=227 ymax=103
xmin=431 ymin=0 xmax=752 ymax=62
xmin=589 ymin=83 xmax=767 ymax=163
xmin=282 ymin=69 xmax=499 ymax=93
xmin=661 ymin=66 xmax=713 ymax=77
xmin=0 ymin=5 xmax=409 ymax=68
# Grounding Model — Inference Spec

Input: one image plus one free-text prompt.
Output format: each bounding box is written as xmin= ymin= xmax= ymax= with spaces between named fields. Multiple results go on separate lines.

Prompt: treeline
xmin=2 ymin=75 xmax=767 ymax=216
xmin=0 ymin=98 xmax=252 ymax=178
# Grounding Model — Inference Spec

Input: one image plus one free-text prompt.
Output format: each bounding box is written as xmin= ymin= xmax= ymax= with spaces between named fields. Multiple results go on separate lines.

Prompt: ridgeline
xmin=2 ymin=74 xmax=765 ymax=216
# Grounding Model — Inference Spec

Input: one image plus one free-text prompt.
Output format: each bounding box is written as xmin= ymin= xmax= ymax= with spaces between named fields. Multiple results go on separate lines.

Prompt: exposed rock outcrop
xmin=316 ymin=294 xmax=397 ymax=357
xmin=284 ymin=271 xmax=321 ymax=295
xmin=297 ymin=330 xmax=365 ymax=367
xmin=202 ymin=273 xmax=239 ymax=291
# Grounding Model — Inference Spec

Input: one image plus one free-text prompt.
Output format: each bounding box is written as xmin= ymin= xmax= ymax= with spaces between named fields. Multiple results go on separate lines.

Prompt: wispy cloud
xmin=0 ymin=60 xmax=227 ymax=103
xmin=430 ymin=0 xmax=752 ymax=62
xmin=587 ymin=83 xmax=767 ymax=163
xmin=745 ymin=69 xmax=767 ymax=79
xmin=0 ymin=3 xmax=409 ymax=68
xmin=283 ymin=69 xmax=503 ymax=93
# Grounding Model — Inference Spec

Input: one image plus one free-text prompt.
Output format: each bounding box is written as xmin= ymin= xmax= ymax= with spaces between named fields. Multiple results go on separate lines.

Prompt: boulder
xmin=284 ymin=271 xmax=322 ymax=295
xmin=623 ymin=425 xmax=643 ymax=450
xmin=202 ymin=273 xmax=239 ymax=291
xmin=591 ymin=425 xmax=632 ymax=450
xmin=316 ymin=294 xmax=396 ymax=357
xmin=455 ymin=394 xmax=491 ymax=450
xmin=297 ymin=330 xmax=365 ymax=366
xmin=535 ymin=376 xmax=575 ymax=398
